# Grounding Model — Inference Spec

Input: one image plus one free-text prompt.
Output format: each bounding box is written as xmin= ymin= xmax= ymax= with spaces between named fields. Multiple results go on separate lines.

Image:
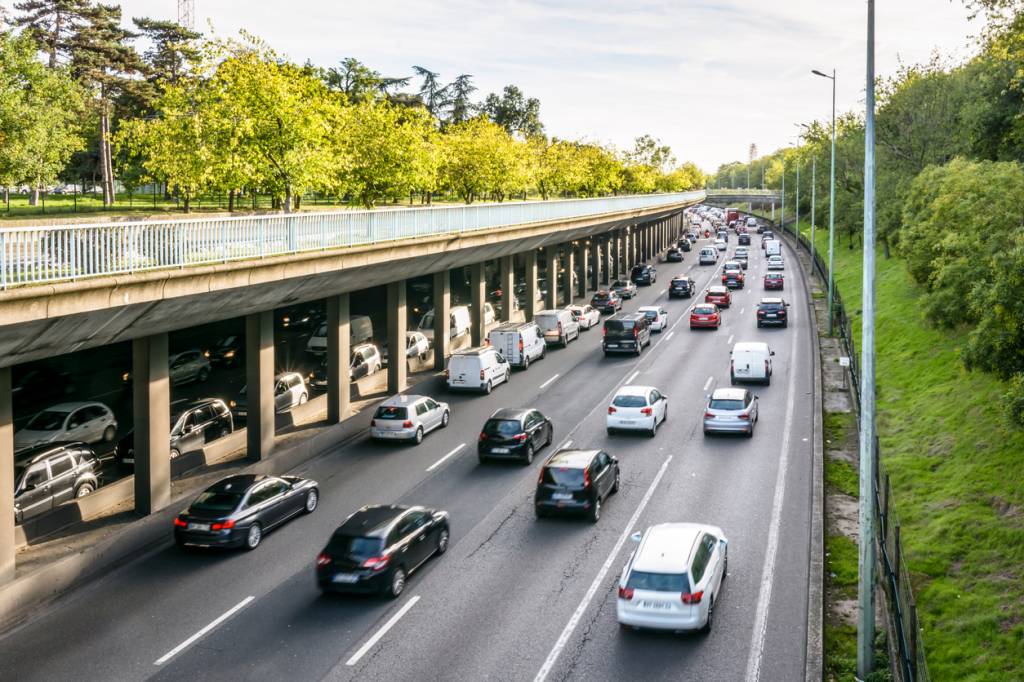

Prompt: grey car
xmin=14 ymin=442 xmax=101 ymax=523
xmin=370 ymin=394 xmax=450 ymax=444
xmin=702 ymin=388 xmax=759 ymax=438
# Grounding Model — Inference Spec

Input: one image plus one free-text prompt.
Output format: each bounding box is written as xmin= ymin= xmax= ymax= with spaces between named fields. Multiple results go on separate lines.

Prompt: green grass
xmin=826 ymin=457 xmax=859 ymax=499
xmin=783 ymin=216 xmax=1024 ymax=681
xmin=827 ymin=533 xmax=860 ymax=599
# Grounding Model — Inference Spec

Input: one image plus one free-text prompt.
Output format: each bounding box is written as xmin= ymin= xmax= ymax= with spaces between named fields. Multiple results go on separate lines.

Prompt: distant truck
xmin=725 ymin=207 xmax=740 ymax=225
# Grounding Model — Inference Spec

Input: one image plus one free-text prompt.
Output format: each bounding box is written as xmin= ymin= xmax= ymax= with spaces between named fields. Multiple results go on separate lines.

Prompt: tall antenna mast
xmin=177 ymin=0 xmax=195 ymax=29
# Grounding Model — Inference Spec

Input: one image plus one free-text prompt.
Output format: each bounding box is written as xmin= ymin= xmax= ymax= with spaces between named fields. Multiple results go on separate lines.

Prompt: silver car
xmin=169 ymin=350 xmax=211 ymax=385
xmin=702 ymin=388 xmax=759 ymax=438
xmin=370 ymin=394 xmax=450 ymax=444
xmin=14 ymin=401 xmax=118 ymax=450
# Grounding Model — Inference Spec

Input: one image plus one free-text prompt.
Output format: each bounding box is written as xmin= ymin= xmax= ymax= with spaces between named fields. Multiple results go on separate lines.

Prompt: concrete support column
xmin=642 ymin=226 xmax=649 ymax=262
xmin=499 ymin=255 xmax=515 ymax=323
xmin=562 ymin=244 xmax=575 ymax=306
xmin=245 ymin=312 xmax=275 ymax=462
xmin=469 ymin=263 xmax=486 ymax=347
xmin=544 ymin=247 xmax=559 ymax=310
xmin=576 ymin=242 xmax=588 ymax=299
xmin=133 ymin=333 xmax=171 ymax=515
xmin=602 ymin=236 xmax=612 ymax=285
xmin=589 ymin=239 xmax=600 ymax=291
xmin=615 ymin=231 xmax=625 ymax=279
xmin=524 ymin=250 xmax=538 ymax=321
xmin=432 ymin=271 xmax=451 ymax=369
xmin=387 ymin=280 xmax=408 ymax=393
xmin=326 ymin=293 xmax=350 ymax=424
xmin=0 ymin=367 xmax=14 ymax=583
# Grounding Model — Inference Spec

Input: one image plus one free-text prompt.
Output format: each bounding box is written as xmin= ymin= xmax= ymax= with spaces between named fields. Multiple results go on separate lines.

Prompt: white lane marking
xmin=659 ymin=288 xmax=666 ymax=295
xmin=740 ymin=307 xmax=745 ymax=314
xmin=426 ymin=443 xmax=466 ymax=472
xmin=155 ymin=596 xmax=255 ymax=665
xmin=346 ymin=595 xmax=421 ymax=667
xmin=539 ymin=374 xmax=560 ymax=390
xmin=665 ymin=331 xmax=675 ymax=341
xmin=558 ymin=439 xmax=573 ymax=451
xmin=625 ymin=370 xmax=639 ymax=384
xmin=745 ymin=291 xmax=800 ymax=682
xmin=702 ymin=375 xmax=714 ymax=391
xmin=727 ymin=334 xmax=734 ymax=344
xmin=533 ymin=455 xmax=674 ymax=682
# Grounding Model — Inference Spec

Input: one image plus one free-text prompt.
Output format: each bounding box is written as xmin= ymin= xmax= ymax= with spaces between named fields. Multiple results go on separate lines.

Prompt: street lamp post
xmin=811 ymin=155 xmax=816 ymax=268
xmin=794 ymin=130 xmax=801 ymax=240
xmin=813 ymin=67 xmax=837 ymax=336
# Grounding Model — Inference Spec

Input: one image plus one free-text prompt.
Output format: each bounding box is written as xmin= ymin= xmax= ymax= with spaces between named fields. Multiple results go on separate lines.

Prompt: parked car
xmin=699 ymin=247 xmax=718 ymax=265
xmin=419 ymin=306 xmax=472 ymax=346
xmin=535 ymin=449 xmax=620 ymax=523
xmin=603 ymin=312 xmax=652 ymax=356
xmin=611 ymin=279 xmax=638 ymax=299
xmin=617 ymin=523 xmax=728 ymax=633
xmin=169 ymin=350 xmax=211 ymax=385
xmin=630 ymin=265 xmax=657 ymax=286
xmin=316 ymin=504 xmax=449 ymax=598
xmin=174 ymin=474 xmax=319 ymax=551
xmin=15 ymin=401 xmax=117 ymax=451
xmin=488 ymin=321 xmax=546 ymax=369
xmin=119 ymin=398 xmax=233 ymax=469
xmin=446 ymin=347 xmax=510 ymax=394
xmin=764 ymin=273 xmax=785 ymax=290
xmin=535 ymin=309 xmax=580 ymax=348
xmin=230 ymin=372 xmax=308 ymax=421
xmin=607 ymin=385 xmax=668 ymax=437
xmin=703 ymin=387 xmax=759 ymax=437
xmin=767 ymin=254 xmax=785 ymax=270
xmin=690 ymin=304 xmax=721 ymax=330
xmin=705 ymin=286 xmax=732 ymax=308
xmin=14 ymin=442 xmax=101 ymax=523
xmin=307 ymin=315 xmax=375 ymax=355
xmin=638 ymin=306 xmax=669 ymax=332
xmin=205 ymin=336 xmax=243 ymax=367
xmin=478 ymin=407 xmax=553 ymax=464
xmin=277 ymin=307 xmax=322 ymax=331
xmin=756 ymin=298 xmax=790 ymax=328
xmin=382 ymin=331 xmax=431 ymax=363
xmin=668 ymin=276 xmax=696 ymax=298
xmin=566 ymin=304 xmax=601 ymax=331
xmin=308 ymin=344 xmax=383 ymax=390
xmin=370 ymin=394 xmax=450 ymax=444
xmin=731 ymin=341 xmax=775 ymax=384
xmin=591 ymin=290 xmax=623 ymax=314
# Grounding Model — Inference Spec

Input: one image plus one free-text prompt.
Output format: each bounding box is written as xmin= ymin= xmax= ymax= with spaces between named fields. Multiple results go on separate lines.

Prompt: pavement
xmin=0 ymin=229 xmax=817 ymax=682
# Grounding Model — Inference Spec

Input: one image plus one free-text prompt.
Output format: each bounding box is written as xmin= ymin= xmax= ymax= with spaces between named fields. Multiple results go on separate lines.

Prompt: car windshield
xmin=327 ymin=534 xmax=385 ymax=559
xmin=419 ymin=312 xmax=434 ymax=329
xmin=190 ymin=491 xmax=243 ymax=513
xmin=544 ymin=467 xmax=584 ymax=486
xmin=25 ymin=410 xmax=68 ymax=431
xmin=626 ymin=571 xmax=689 ymax=592
xmin=483 ymin=419 xmax=522 ymax=436
xmin=613 ymin=395 xmax=647 ymax=408
xmin=375 ymin=406 xmax=408 ymax=420
xmin=708 ymin=289 xmax=726 ymax=295
xmin=217 ymin=336 xmax=237 ymax=348
xmin=671 ymin=279 xmax=688 ymax=286
xmin=710 ymin=398 xmax=745 ymax=411
xmin=604 ymin=320 xmax=635 ymax=337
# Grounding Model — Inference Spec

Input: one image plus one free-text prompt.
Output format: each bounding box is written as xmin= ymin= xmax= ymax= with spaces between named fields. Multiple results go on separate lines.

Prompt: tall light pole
xmin=794 ymin=127 xmax=802 ymax=240
xmin=813 ymin=67 xmax=837 ymax=335
xmin=799 ymin=122 xmax=816 ymax=268
xmin=857 ymin=0 xmax=878 ymax=677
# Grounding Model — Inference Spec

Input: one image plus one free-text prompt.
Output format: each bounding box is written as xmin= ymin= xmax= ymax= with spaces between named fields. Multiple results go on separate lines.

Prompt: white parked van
xmin=446 ymin=347 xmax=511 ymax=394
xmin=419 ymin=305 xmax=472 ymax=345
xmin=534 ymin=309 xmax=580 ymax=347
xmin=488 ymin=321 xmax=546 ymax=369
xmin=730 ymin=341 xmax=775 ymax=385
xmin=765 ymin=239 xmax=782 ymax=257
xmin=305 ymin=315 xmax=373 ymax=355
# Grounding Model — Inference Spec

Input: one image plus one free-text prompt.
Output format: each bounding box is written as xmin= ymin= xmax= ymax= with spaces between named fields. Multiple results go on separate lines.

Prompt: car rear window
xmin=626 ymin=571 xmax=689 ymax=592
xmin=543 ymin=467 xmax=585 ymax=486
xmin=604 ymin=320 xmax=635 ymax=337
xmin=709 ymin=399 xmax=745 ymax=411
xmin=760 ymin=303 xmax=784 ymax=311
xmin=642 ymin=310 xmax=658 ymax=318
xmin=592 ymin=293 xmax=610 ymax=301
xmin=483 ymin=419 xmax=521 ymax=436
xmin=191 ymin=491 xmax=243 ymax=513
xmin=612 ymin=280 xmax=629 ymax=288
xmin=534 ymin=314 xmax=559 ymax=330
xmin=375 ymin=406 xmax=408 ymax=420
xmin=327 ymin=534 xmax=385 ymax=558
xmin=613 ymin=395 xmax=647 ymax=408
xmin=693 ymin=306 xmax=716 ymax=314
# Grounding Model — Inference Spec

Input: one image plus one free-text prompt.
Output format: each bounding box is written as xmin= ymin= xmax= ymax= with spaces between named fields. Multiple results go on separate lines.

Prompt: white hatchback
xmin=637 ymin=306 xmax=669 ymax=332
xmin=606 ymin=385 xmax=668 ymax=437
xmin=714 ymin=239 xmax=727 ymax=251
xmin=566 ymin=304 xmax=600 ymax=330
xmin=767 ymin=255 xmax=785 ymax=270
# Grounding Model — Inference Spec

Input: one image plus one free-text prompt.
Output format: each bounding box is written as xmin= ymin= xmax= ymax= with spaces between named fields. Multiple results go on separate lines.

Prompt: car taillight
xmin=173 ymin=517 xmax=187 ymax=527
xmin=538 ymin=469 xmax=546 ymax=484
xmin=765 ymin=359 xmax=770 ymax=374
xmin=704 ymin=412 xmax=715 ymax=419
xmin=514 ymin=433 xmax=528 ymax=442
xmin=371 ymin=419 xmax=377 ymax=427
xmin=641 ymin=407 xmax=653 ymax=416
xmin=210 ymin=519 xmax=235 ymax=531
xmin=738 ymin=412 xmax=750 ymax=420
xmin=479 ymin=432 xmax=487 ymax=441
xmin=682 ymin=590 xmax=704 ymax=604
xmin=603 ymin=326 xmax=607 ymax=336
xmin=608 ymin=406 xmax=617 ymax=414
xmin=519 ymin=339 xmax=524 ymax=352
xmin=633 ymin=327 xmax=639 ymax=337
xmin=402 ymin=420 xmax=413 ymax=428
xmin=362 ymin=555 xmax=390 ymax=571
xmin=558 ymin=322 xmax=563 ymax=333
xmin=444 ymin=369 xmax=449 ymax=378
xmin=317 ymin=552 xmax=331 ymax=567
xmin=758 ymin=310 xmax=765 ymax=317
xmin=583 ymin=469 xmax=591 ymax=488
xmin=480 ymin=369 xmax=485 ymax=380
xmin=618 ymin=586 xmax=635 ymax=600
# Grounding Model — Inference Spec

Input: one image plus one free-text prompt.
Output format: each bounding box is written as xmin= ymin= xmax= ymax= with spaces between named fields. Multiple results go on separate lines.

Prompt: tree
xmin=627 ymin=134 xmax=675 ymax=171
xmin=132 ymin=17 xmax=200 ymax=86
xmin=324 ymin=57 xmax=410 ymax=103
xmin=481 ymin=84 xmax=543 ymax=138
xmin=576 ymin=143 xmax=623 ymax=196
xmin=532 ymin=138 xmax=584 ymax=199
xmin=11 ymin=0 xmax=93 ymax=68
xmin=445 ymin=74 xmax=476 ymax=125
xmin=413 ymin=65 xmax=448 ymax=118
xmin=438 ymin=116 xmax=523 ymax=203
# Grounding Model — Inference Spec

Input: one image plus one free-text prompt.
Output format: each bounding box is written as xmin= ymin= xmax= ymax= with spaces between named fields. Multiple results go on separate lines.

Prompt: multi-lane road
xmin=1 ymin=226 xmax=816 ymax=682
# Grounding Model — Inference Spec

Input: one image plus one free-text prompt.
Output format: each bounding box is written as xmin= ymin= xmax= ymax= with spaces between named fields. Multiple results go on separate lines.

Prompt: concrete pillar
xmin=576 ymin=242 xmax=588 ymax=298
xmin=0 ymin=367 xmax=14 ymax=583
xmin=499 ymin=255 xmax=515 ymax=323
xmin=641 ymin=227 xmax=648 ymax=262
xmin=602 ymin=236 xmax=612 ymax=285
xmin=326 ymin=293 xmax=350 ymax=424
xmin=132 ymin=333 xmax=171 ymax=515
xmin=469 ymin=263 xmax=486 ymax=347
xmin=246 ymin=312 xmax=275 ymax=462
xmin=524 ymin=250 xmax=538 ymax=321
xmin=432 ymin=271 xmax=451 ymax=369
xmin=615 ymin=231 xmax=625 ymax=279
xmin=562 ymin=243 xmax=575 ymax=306
xmin=544 ymin=247 xmax=559 ymax=310
xmin=590 ymin=239 xmax=601 ymax=291
xmin=387 ymin=280 xmax=408 ymax=393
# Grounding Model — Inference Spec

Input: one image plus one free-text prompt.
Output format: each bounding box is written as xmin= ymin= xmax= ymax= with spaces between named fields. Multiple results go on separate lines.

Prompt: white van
xmin=446 ymin=347 xmax=511 ymax=394
xmin=730 ymin=341 xmax=775 ymax=385
xmin=699 ymin=247 xmax=718 ymax=265
xmin=534 ymin=309 xmax=580 ymax=347
xmin=765 ymin=239 xmax=782 ymax=257
xmin=419 ymin=305 xmax=472 ymax=344
xmin=488 ymin=321 xmax=546 ymax=369
xmin=305 ymin=315 xmax=373 ymax=355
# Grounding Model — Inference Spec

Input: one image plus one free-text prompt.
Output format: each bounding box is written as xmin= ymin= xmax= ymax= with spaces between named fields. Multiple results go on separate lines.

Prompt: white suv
xmin=617 ymin=523 xmax=729 ymax=633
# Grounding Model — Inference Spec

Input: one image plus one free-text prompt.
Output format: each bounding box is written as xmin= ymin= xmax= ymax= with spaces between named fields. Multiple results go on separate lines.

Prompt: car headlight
xmin=224 ymin=350 xmax=235 ymax=358
xmin=203 ymin=350 xmax=210 ymax=358
xmin=122 ymin=371 xmax=130 ymax=382
xmin=229 ymin=400 xmax=236 ymax=408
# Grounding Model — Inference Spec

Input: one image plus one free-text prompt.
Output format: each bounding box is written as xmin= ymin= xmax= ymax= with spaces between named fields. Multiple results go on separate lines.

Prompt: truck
xmin=725 ymin=207 xmax=740 ymax=226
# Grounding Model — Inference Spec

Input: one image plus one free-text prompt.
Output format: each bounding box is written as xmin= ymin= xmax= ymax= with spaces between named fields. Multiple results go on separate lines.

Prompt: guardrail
xmin=0 ymin=191 xmax=703 ymax=289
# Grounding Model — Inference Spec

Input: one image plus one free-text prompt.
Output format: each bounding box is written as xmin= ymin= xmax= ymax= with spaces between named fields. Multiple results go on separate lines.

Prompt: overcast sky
xmin=12 ymin=0 xmax=979 ymax=170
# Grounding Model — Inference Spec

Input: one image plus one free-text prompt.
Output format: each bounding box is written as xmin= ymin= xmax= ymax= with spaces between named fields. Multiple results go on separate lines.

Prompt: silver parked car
xmin=370 ymin=394 xmax=450 ymax=444
xmin=14 ymin=401 xmax=118 ymax=450
xmin=169 ymin=350 xmax=212 ymax=385
xmin=702 ymin=388 xmax=759 ymax=438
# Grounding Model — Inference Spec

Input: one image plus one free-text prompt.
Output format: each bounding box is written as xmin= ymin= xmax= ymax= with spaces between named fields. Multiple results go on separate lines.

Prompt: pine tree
xmin=11 ymin=0 xmax=94 ymax=68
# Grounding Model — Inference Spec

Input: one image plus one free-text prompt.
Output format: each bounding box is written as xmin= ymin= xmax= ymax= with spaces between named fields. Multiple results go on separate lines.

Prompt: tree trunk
xmin=29 ymin=188 xmax=39 ymax=207
xmin=99 ymin=103 xmax=116 ymax=207
xmin=284 ymin=185 xmax=292 ymax=213
xmin=882 ymin=236 xmax=891 ymax=259
xmin=183 ymin=196 xmax=191 ymax=213
xmin=294 ymin=194 xmax=301 ymax=210
xmin=228 ymin=189 xmax=235 ymax=212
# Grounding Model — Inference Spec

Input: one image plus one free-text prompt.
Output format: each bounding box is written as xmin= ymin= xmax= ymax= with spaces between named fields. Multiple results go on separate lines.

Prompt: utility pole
xmin=857 ymin=0 xmax=878 ymax=677
xmin=780 ymin=167 xmax=785 ymax=235
xmin=794 ymin=134 xmax=801 ymax=239
xmin=811 ymin=156 xmax=816 ymax=268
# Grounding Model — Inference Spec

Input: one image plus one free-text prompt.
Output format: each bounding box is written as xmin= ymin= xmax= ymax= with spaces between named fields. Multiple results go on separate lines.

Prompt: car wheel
xmin=198 ymin=367 xmax=209 ymax=382
xmin=388 ymin=567 xmax=406 ymax=599
xmin=757 ymin=322 xmax=762 ymax=328
xmin=730 ymin=373 xmax=737 ymax=386
xmin=75 ymin=482 xmax=94 ymax=498
xmin=589 ymin=497 xmax=602 ymax=524
xmin=561 ymin=335 xmax=568 ymax=348
xmin=170 ymin=448 xmax=180 ymax=459
xmin=304 ymin=488 xmax=319 ymax=513
xmin=524 ymin=443 xmax=535 ymax=465
xmin=545 ymin=425 xmax=553 ymax=447
xmin=702 ymin=596 xmax=715 ymax=634
xmin=413 ymin=427 xmax=424 ymax=445
xmin=746 ymin=425 xmax=754 ymax=438
xmin=611 ymin=469 xmax=620 ymax=494
xmin=765 ymin=374 xmax=772 ymax=386
xmin=441 ymin=410 xmax=450 ymax=428
xmin=484 ymin=381 xmax=492 ymax=395
xmin=245 ymin=523 xmax=262 ymax=551
xmin=535 ymin=507 xmax=547 ymax=519
xmin=540 ymin=346 xmax=546 ymax=359
xmin=523 ymin=355 xmax=530 ymax=370
xmin=649 ymin=419 xmax=658 ymax=438
xmin=298 ymin=392 xmax=308 ymax=405
xmin=436 ymin=527 xmax=450 ymax=555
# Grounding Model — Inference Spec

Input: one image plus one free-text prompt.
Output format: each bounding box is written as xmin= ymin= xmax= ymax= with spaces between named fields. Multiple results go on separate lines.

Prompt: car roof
xmin=206 ymin=474 xmax=268 ymax=494
xmin=607 ymin=311 xmax=644 ymax=321
xmin=353 ymin=343 xmax=378 ymax=353
xmin=693 ymin=303 xmax=717 ymax=310
xmin=336 ymin=504 xmax=415 ymax=538
xmin=637 ymin=306 xmax=662 ymax=312
xmin=451 ymin=346 xmax=496 ymax=356
xmin=15 ymin=441 xmax=88 ymax=464
xmin=276 ymin=371 xmax=304 ymax=381
xmin=710 ymin=387 xmax=747 ymax=401
xmin=544 ymin=449 xmax=599 ymax=469
xmin=489 ymin=407 xmax=531 ymax=421
xmin=380 ymin=394 xmax=429 ymax=407
xmin=760 ymin=297 xmax=784 ymax=304
xmin=671 ymin=275 xmax=692 ymax=281
xmin=708 ymin=286 xmax=728 ymax=293
xmin=535 ymin=309 xmax=566 ymax=316
xmin=616 ymin=385 xmax=656 ymax=396
xmin=733 ymin=341 xmax=770 ymax=352
xmin=632 ymin=523 xmax=706 ymax=573
xmin=34 ymin=401 xmax=104 ymax=412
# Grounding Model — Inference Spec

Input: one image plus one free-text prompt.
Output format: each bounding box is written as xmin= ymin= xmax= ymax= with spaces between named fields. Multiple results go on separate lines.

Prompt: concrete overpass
xmin=0 ymin=191 xmax=702 ymax=583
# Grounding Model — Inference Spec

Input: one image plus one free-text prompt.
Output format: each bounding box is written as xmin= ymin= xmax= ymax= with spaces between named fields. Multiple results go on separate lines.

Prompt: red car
xmin=690 ymin=304 xmax=721 ymax=330
xmin=705 ymin=286 xmax=732 ymax=308
xmin=764 ymin=273 xmax=785 ymax=290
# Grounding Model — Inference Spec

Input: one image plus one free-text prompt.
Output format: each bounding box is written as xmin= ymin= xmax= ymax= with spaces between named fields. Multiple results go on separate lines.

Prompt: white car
xmin=714 ymin=239 xmax=727 ymax=251
xmin=274 ymin=372 xmax=309 ymax=411
xmin=766 ymin=255 xmax=785 ymax=270
xmin=14 ymin=401 xmax=117 ymax=450
xmin=382 ymin=331 xmax=431 ymax=362
xmin=566 ymin=304 xmax=600 ymax=330
xmin=637 ymin=306 xmax=669 ymax=332
xmin=606 ymin=385 xmax=668 ymax=437
xmin=617 ymin=523 xmax=728 ymax=633
xmin=370 ymin=394 xmax=450 ymax=444
xmin=446 ymin=347 xmax=511 ymax=394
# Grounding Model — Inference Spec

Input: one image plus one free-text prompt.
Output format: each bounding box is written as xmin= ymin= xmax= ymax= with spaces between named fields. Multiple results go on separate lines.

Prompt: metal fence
xmin=773 ymin=216 xmax=929 ymax=682
xmin=0 ymin=191 xmax=703 ymax=289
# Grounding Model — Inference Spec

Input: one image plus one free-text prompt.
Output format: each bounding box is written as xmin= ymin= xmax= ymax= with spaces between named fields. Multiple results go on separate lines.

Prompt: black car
xmin=668 ymin=276 xmax=696 ymax=298
xmin=117 ymin=398 xmax=233 ymax=471
xmin=317 ymin=504 xmax=450 ymax=598
xmin=205 ymin=335 xmax=243 ymax=367
xmin=676 ymin=238 xmax=691 ymax=252
xmin=756 ymin=223 xmax=766 ymax=234
xmin=535 ymin=449 xmax=619 ymax=523
xmin=630 ymin=264 xmax=657 ymax=286
xmin=14 ymin=442 xmax=100 ymax=524
xmin=602 ymin=312 xmax=652 ymax=356
xmin=738 ymin=233 xmax=751 ymax=246
xmin=756 ymin=298 xmax=791 ymax=328
xmin=665 ymin=248 xmax=683 ymax=262
xmin=174 ymin=474 xmax=319 ymax=550
xmin=478 ymin=408 xmax=553 ymax=464
xmin=591 ymin=290 xmax=623 ymax=314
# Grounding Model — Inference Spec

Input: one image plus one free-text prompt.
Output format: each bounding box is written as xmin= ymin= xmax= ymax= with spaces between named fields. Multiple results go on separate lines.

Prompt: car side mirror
xmin=720 ymin=538 xmax=729 ymax=548
xmin=630 ymin=531 xmax=643 ymax=543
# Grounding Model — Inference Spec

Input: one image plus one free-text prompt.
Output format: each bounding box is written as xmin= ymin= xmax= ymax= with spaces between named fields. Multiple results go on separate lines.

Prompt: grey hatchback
xmin=702 ymin=388 xmax=759 ymax=438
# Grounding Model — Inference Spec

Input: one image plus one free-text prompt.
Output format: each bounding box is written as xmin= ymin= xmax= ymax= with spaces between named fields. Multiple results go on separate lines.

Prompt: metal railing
xmin=0 ymin=191 xmax=703 ymax=289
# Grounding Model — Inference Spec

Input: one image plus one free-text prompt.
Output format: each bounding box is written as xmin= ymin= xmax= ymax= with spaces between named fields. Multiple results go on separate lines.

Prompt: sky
xmin=8 ymin=0 xmax=980 ymax=171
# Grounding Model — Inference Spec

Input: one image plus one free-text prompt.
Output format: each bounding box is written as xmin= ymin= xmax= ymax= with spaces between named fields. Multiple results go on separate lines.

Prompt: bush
xmin=1004 ymin=373 xmax=1024 ymax=427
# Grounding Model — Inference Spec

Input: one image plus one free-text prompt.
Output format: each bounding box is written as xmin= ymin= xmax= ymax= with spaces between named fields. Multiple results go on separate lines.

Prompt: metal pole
xmin=857 ymin=0 xmax=877 ymax=677
xmin=828 ymin=70 xmax=837 ymax=335
xmin=795 ymin=141 xmax=801 ymax=239
xmin=811 ymin=156 xmax=816 ymax=270
xmin=780 ymin=167 xmax=785 ymax=234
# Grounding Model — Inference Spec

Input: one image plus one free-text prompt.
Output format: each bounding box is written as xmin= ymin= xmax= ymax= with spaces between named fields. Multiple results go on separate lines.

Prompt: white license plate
xmin=619 ymin=420 xmax=635 ymax=425
xmin=332 ymin=573 xmax=359 ymax=584
xmin=122 ymin=457 xmax=134 ymax=464
xmin=187 ymin=523 xmax=210 ymax=531
xmin=640 ymin=601 xmax=672 ymax=610
xmin=552 ymin=493 xmax=573 ymax=501
xmin=606 ymin=343 xmax=618 ymax=348
xmin=491 ymin=447 xmax=510 ymax=454
xmin=236 ymin=410 xmax=247 ymax=417
xmin=767 ymin=314 xmax=777 ymax=318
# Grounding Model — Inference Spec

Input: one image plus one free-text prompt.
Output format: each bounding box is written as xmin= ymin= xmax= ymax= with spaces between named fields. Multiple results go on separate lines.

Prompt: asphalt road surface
xmin=0 ymin=229 xmax=815 ymax=682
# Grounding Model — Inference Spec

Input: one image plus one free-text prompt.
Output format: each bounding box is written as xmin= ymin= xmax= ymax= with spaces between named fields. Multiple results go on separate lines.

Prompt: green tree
xmin=446 ymin=74 xmax=476 ymax=125
xmin=481 ymin=84 xmax=543 ymax=138
xmin=413 ymin=65 xmax=448 ymax=118
xmin=323 ymin=57 xmax=410 ymax=103
xmin=576 ymin=143 xmax=623 ymax=196
xmin=438 ymin=116 xmax=521 ymax=203
xmin=10 ymin=0 xmax=93 ymax=68
xmin=132 ymin=17 xmax=200 ymax=86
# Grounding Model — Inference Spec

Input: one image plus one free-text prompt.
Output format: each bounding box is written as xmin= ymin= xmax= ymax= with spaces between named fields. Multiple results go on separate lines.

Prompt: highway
xmin=0 ymin=227 xmax=815 ymax=682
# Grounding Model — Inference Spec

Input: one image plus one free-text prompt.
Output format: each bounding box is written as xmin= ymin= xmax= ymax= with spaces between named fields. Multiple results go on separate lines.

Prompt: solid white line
xmin=665 ymin=331 xmax=675 ymax=341
xmin=426 ymin=443 xmax=465 ymax=472
xmin=533 ymin=455 xmax=674 ymax=682
xmin=702 ymin=375 xmax=714 ymax=391
xmin=727 ymin=334 xmax=734 ymax=344
xmin=745 ymin=293 xmax=800 ymax=682
xmin=658 ymin=288 xmax=666 ymax=295
xmin=740 ymin=307 xmax=745 ymax=314
xmin=558 ymin=439 xmax=573 ymax=451
xmin=625 ymin=370 xmax=639 ymax=384
xmin=346 ymin=595 xmax=421 ymax=667
xmin=539 ymin=374 xmax=560 ymax=390
xmin=155 ymin=596 xmax=255 ymax=665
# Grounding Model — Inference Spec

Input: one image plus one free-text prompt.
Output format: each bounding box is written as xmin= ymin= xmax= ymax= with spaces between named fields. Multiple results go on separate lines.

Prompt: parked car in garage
xmin=230 ymin=372 xmax=308 ymax=421
xmin=118 ymin=398 xmax=234 ymax=469
xmin=382 ymin=331 xmax=431 ymax=363
xmin=14 ymin=401 xmax=117 ymax=451
xmin=14 ymin=442 xmax=101 ymax=524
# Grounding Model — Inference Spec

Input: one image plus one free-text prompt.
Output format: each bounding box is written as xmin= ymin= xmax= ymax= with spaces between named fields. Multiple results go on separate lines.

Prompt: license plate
xmin=492 ymin=447 xmax=510 ymax=454
xmin=122 ymin=457 xmax=134 ymax=464
xmin=619 ymin=420 xmax=635 ymax=425
xmin=552 ymin=493 xmax=573 ymax=501
xmin=236 ymin=410 xmax=247 ymax=417
xmin=332 ymin=573 xmax=359 ymax=584
xmin=187 ymin=523 xmax=210 ymax=531
xmin=606 ymin=343 xmax=618 ymax=348
xmin=767 ymin=314 xmax=777 ymax=318
xmin=640 ymin=601 xmax=672 ymax=610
